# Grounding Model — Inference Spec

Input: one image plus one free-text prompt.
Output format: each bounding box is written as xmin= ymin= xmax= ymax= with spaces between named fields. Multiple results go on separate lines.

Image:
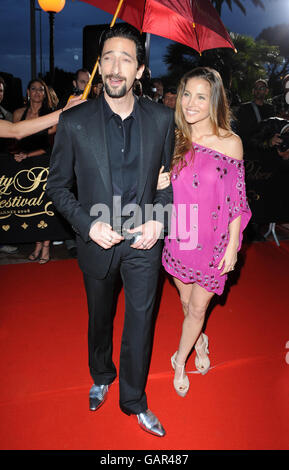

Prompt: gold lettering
xmin=0 ymin=176 xmax=14 ymax=195
xmin=13 ymin=167 xmax=49 ymax=193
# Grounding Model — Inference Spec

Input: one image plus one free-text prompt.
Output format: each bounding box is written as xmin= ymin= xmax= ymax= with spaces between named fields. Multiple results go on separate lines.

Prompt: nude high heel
xmin=171 ymin=351 xmax=190 ymax=397
xmin=195 ymin=333 xmax=210 ymax=375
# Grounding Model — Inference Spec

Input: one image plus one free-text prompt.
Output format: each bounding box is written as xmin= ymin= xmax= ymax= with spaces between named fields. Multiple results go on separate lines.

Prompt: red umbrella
xmin=78 ymin=0 xmax=236 ymax=98
xmin=79 ymin=0 xmax=235 ymax=53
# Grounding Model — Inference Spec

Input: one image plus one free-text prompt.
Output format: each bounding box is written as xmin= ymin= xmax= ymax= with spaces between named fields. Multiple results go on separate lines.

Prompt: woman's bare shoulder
xmin=13 ymin=107 xmax=25 ymax=123
xmin=218 ymin=131 xmax=243 ymax=160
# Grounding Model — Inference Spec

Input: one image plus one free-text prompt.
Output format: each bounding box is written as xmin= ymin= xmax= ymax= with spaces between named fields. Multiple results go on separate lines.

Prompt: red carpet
xmin=0 ymin=241 xmax=288 ymax=450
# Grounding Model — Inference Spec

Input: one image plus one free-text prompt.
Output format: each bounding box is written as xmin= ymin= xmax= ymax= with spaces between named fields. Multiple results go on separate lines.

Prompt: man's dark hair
xmin=74 ymin=68 xmax=90 ymax=81
xmin=0 ymin=76 xmax=5 ymax=88
xmin=99 ymin=23 xmax=145 ymax=69
xmin=164 ymin=87 xmax=177 ymax=96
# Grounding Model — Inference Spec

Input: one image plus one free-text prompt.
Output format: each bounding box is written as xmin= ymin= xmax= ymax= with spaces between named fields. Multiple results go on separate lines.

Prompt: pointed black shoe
xmin=89 ymin=384 xmax=109 ymax=411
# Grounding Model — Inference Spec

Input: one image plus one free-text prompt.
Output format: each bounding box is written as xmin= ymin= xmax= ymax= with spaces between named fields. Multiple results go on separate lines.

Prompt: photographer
xmin=248 ymin=116 xmax=289 ymax=224
xmin=251 ymin=117 xmax=289 ymax=160
xmin=236 ymin=79 xmax=274 ymax=240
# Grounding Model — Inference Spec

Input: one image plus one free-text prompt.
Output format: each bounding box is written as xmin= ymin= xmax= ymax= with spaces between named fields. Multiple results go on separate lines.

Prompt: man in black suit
xmin=46 ymin=24 xmax=174 ymax=437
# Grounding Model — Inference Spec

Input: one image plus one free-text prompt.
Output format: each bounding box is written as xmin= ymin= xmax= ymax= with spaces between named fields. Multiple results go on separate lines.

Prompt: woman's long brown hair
xmin=172 ymin=67 xmax=232 ymax=173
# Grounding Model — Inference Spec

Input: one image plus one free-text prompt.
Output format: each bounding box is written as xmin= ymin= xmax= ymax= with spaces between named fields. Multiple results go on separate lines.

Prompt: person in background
xmin=57 ymin=69 xmax=91 ymax=257
xmin=13 ymin=78 xmax=55 ymax=264
xmin=236 ymin=79 xmax=274 ymax=241
xmin=236 ymin=79 xmax=274 ymax=146
xmin=91 ymin=77 xmax=103 ymax=99
xmin=0 ymin=75 xmax=18 ymax=254
xmin=0 ymin=96 xmax=84 ymax=140
xmin=163 ymin=87 xmax=177 ymax=110
xmin=58 ymin=68 xmax=91 ymax=109
xmin=0 ymin=96 xmax=85 ymax=140
xmin=272 ymin=74 xmax=289 ymax=120
xmin=48 ymin=86 xmax=59 ymax=110
xmin=161 ymin=67 xmax=251 ymax=397
xmin=152 ymin=78 xmax=164 ymax=103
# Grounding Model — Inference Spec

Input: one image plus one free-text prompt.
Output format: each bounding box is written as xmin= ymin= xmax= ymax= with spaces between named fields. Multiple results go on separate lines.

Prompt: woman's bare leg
xmin=173 ymin=278 xmax=214 ymax=380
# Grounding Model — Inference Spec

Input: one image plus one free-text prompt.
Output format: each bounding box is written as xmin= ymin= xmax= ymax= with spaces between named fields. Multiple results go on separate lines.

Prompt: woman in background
xmin=13 ymin=78 xmax=55 ymax=264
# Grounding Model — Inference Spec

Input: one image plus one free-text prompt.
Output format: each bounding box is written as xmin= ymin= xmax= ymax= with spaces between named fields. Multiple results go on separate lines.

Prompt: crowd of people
xmin=0 ymin=22 xmax=288 ymax=437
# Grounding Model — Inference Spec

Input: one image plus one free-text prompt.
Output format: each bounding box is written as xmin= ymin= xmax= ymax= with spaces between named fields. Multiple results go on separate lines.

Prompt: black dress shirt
xmin=102 ymin=94 xmax=140 ymax=229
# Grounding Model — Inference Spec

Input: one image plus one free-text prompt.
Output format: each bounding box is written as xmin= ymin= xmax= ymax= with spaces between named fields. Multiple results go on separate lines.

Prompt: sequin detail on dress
xmin=162 ymin=143 xmax=251 ymax=295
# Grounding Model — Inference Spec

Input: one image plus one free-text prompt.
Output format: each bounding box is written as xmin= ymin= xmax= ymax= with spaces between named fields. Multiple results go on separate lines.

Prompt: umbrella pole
xmin=81 ymin=0 xmax=124 ymax=100
xmin=192 ymin=23 xmax=201 ymax=56
xmin=145 ymin=32 xmax=151 ymax=67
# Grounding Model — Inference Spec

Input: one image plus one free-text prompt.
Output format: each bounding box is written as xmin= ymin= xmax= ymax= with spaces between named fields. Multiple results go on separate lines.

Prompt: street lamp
xmin=38 ymin=0 xmax=66 ymax=84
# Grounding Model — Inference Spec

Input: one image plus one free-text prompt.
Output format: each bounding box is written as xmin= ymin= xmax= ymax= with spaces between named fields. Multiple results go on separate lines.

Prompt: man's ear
xmin=72 ymin=80 xmax=76 ymax=88
xmin=136 ymin=64 xmax=145 ymax=81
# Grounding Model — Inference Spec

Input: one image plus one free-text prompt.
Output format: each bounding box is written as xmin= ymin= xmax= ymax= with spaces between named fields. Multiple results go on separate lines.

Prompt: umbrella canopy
xmin=79 ymin=0 xmax=235 ymax=53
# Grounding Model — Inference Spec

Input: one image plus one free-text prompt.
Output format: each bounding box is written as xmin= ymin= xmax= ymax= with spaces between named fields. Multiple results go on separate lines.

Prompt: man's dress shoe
xmin=136 ymin=409 xmax=166 ymax=437
xmin=89 ymin=384 xmax=108 ymax=411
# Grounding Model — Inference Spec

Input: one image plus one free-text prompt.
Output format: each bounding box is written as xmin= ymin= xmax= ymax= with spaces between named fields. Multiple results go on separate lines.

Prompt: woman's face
xmin=28 ymin=81 xmax=45 ymax=104
xmin=181 ymin=77 xmax=211 ymax=126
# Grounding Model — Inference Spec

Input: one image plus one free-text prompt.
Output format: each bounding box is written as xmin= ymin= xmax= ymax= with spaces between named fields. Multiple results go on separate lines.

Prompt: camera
xmin=72 ymin=87 xmax=83 ymax=96
xmin=277 ymin=124 xmax=289 ymax=152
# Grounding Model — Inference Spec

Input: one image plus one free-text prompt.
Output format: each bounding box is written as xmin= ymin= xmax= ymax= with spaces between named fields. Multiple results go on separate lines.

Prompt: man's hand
xmin=89 ymin=221 xmax=123 ymax=249
xmin=277 ymin=148 xmax=289 ymax=160
xmin=270 ymin=133 xmax=282 ymax=147
xmin=128 ymin=220 xmax=163 ymax=250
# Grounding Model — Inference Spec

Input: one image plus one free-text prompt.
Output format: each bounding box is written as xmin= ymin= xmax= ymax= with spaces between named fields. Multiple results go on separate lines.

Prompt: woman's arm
xmin=218 ymin=134 xmax=244 ymax=275
xmin=14 ymin=149 xmax=46 ymax=162
xmin=0 ymin=97 xmax=83 ymax=140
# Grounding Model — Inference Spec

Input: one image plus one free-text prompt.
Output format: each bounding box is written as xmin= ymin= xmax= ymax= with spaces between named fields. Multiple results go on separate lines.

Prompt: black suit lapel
xmin=136 ymin=102 xmax=154 ymax=204
xmin=84 ymin=99 xmax=113 ymax=199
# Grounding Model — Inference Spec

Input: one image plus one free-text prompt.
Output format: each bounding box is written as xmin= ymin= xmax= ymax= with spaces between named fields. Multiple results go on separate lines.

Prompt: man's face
xmin=74 ymin=71 xmax=90 ymax=91
xmin=0 ymin=83 xmax=4 ymax=104
xmin=163 ymin=92 xmax=176 ymax=109
xmin=253 ymin=81 xmax=268 ymax=100
xmin=99 ymin=37 xmax=144 ymax=99
xmin=93 ymin=82 xmax=103 ymax=96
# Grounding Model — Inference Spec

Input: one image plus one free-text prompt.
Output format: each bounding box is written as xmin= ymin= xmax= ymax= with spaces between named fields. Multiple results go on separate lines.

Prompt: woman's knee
xmin=180 ymin=298 xmax=189 ymax=315
xmin=187 ymin=303 xmax=206 ymax=322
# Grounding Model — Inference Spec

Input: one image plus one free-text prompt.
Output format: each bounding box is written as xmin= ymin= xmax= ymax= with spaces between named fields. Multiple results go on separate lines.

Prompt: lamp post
xmin=38 ymin=0 xmax=66 ymax=84
xmin=30 ymin=0 xmax=37 ymax=79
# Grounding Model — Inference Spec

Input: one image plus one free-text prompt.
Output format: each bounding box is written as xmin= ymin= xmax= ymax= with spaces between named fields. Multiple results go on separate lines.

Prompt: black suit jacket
xmin=46 ymin=96 xmax=175 ymax=279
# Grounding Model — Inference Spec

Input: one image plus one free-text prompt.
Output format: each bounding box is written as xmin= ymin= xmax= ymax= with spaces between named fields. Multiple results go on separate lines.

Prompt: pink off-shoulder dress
xmin=162 ymin=143 xmax=252 ymax=295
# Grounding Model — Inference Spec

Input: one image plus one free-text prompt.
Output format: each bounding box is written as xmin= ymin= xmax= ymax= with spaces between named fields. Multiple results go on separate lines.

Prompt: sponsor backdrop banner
xmin=1 ymin=150 xmax=288 ymax=243
xmin=0 ymin=154 xmax=72 ymax=244
xmin=244 ymin=147 xmax=289 ymax=224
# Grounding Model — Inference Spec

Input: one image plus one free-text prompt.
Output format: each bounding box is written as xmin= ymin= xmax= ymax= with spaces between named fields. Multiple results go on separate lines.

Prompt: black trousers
xmin=83 ymin=239 xmax=162 ymax=415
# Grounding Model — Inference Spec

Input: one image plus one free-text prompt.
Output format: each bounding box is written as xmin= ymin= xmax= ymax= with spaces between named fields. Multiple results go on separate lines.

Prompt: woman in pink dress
xmin=161 ymin=67 xmax=251 ymax=397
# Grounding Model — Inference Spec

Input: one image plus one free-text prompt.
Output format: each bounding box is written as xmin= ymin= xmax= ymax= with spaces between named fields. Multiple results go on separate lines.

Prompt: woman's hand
xmin=157 ymin=165 xmax=170 ymax=190
xmin=14 ymin=152 xmax=28 ymax=162
xmin=63 ymin=96 xmax=86 ymax=112
xmin=218 ymin=242 xmax=238 ymax=276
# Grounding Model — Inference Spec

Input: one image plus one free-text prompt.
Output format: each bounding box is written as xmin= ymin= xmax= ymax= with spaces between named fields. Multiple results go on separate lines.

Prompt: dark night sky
xmin=0 ymin=0 xmax=288 ymax=94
